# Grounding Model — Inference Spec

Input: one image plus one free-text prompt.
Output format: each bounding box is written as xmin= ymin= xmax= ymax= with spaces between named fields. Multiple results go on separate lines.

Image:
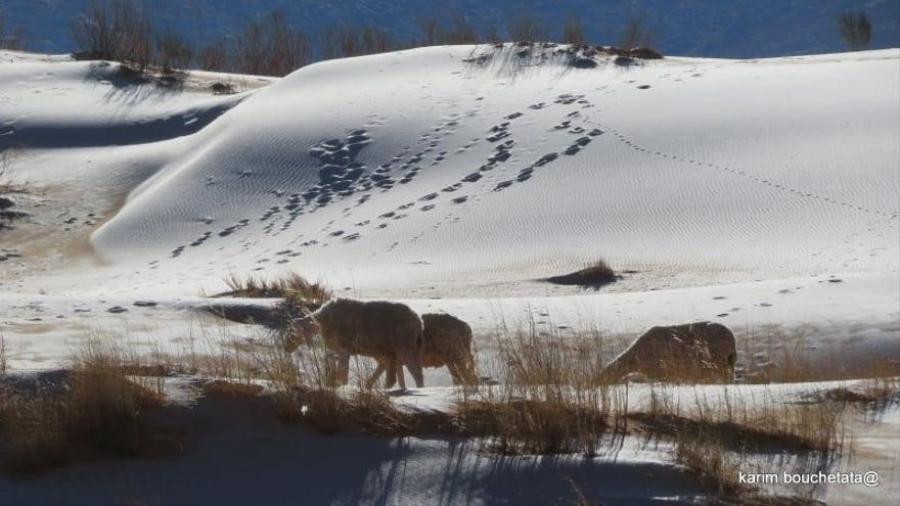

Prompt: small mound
xmin=543 ymin=259 xmax=619 ymax=289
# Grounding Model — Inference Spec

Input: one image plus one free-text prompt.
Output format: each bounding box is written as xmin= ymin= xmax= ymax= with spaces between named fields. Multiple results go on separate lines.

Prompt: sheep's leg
xmin=366 ymin=360 xmax=387 ymax=389
xmin=404 ymin=352 xmax=424 ymax=388
xmin=446 ymin=361 xmax=463 ymax=385
xmin=385 ymin=358 xmax=399 ymax=389
xmin=449 ymin=360 xmax=476 ymax=385
xmin=394 ymin=357 xmax=407 ymax=390
xmin=336 ymin=350 xmax=351 ymax=386
xmin=461 ymin=353 xmax=478 ymax=384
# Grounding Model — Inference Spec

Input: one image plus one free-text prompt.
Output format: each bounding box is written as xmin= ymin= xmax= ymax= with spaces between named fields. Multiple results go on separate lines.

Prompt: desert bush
xmin=234 ymin=11 xmax=311 ymax=76
xmin=71 ymin=0 xmax=154 ymax=72
xmin=221 ymin=272 xmax=331 ymax=312
xmin=0 ymin=9 xmax=22 ymax=50
xmin=417 ymin=15 xmax=480 ymax=45
xmin=618 ymin=14 xmax=654 ymax=50
xmin=417 ymin=16 xmax=442 ymax=46
xmin=198 ymin=38 xmax=229 ymax=71
xmin=838 ymin=11 xmax=872 ymax=51
xmin=562 ymin=17 xmax=587 ymax=46
xmin=482 ymin=23 xmax=501 ymax=44
xmin=544 ymin=258 xmax=619 ymax=289
xmin=321 ymin=25 xmax=394 ymax=60
xmin=156 ymin=28 xmax=193 ymax=74
xmin=507 ymin=12 xmax=549 ymax=42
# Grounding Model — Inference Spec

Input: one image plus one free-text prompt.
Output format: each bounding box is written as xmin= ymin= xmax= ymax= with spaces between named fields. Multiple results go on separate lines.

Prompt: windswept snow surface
xmin=1 ymin=46 xmax=898 ymax=367
xmin=90 ymin=47 xmax=899 ymax=293
xmin=1 ymin=46 xmax=899 ymax=505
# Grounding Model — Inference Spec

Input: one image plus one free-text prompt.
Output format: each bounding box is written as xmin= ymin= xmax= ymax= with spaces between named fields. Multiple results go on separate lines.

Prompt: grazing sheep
xmin=597 ymin=322 xmax=737 ymax=384
xmin=284 ymin=298 xmax=425 ymax=388
xmin=375 ymin=312 xmax=477 ymax=388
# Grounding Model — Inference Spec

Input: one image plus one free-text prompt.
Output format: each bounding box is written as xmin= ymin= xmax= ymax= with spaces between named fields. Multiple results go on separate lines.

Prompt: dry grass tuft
xmin=257 ymin=336 xmax=419 ymax=436
xmin=453 ymin=326 xmax=621 ymax=455
xmin=448 ymin=324 xmax=862 ymax=500
xmin=0 ymin=148 xmax=26 ymax=195
xmin=282 ymin=388 xmax=416 ymax=436
xmin=201 ymin=380 xmax=264 ymax=398
xmin=544 ymin=258 xmax=620 ymax=290
xmin=0 ymin=340 xmax=168 ymax=475
xmin=221 ymin=272 xmax=331 ymax=307
xmin=627 ymin=383 xmax=848 ymax=500
xmin=217 ymin=273 xmax=333 ymax=330
xmin=740 ymin=327 xmax=900 ymax=384
xmin=0 ymin=334 xmax=7 ymax=377
xmin=455 ymin=399 xmax=609 ymax=455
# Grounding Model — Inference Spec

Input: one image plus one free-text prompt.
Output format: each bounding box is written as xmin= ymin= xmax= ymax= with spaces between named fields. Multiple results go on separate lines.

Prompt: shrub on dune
xmin=544 ymin=258 xmax=619 ymax=289
xmin=222 ymin=272 xmax=332 ymax=309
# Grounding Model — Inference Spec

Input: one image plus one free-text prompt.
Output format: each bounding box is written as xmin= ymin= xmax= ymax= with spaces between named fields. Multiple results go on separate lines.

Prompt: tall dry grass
xmin=2 ymin=308 xmax=892 ymax=499
xmin=453 ymin=323 xmax=626 ymax=455
xmin=0 ymin=148 xmax=23 ymax=194
xmin=0 ymin=339 xmax=166 ymax=475
xmin=447 ymin=322 xmax=881 ymax=500
xmin=221 ymin=272 xmax=331 ymax=310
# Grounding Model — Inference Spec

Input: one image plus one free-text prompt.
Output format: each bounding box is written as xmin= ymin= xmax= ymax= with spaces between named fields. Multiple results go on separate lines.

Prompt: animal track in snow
xmin=602 ymin=125 xmax=897 ymax=220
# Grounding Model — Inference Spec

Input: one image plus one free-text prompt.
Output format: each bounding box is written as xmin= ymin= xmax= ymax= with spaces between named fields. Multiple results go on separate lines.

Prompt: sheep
xmin=374 ymin=312 xmax=477 ymax=388
xmin=597 ymin=322 xmax=737 ymax=384
xmin=284 ymin=298 xmax=425 ymax=389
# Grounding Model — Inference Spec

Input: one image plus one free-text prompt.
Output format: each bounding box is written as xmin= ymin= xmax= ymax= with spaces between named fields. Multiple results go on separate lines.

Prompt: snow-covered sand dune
xmin=85 ymin=47 xmax=899 ymax=296
xmin=2 ymin=46 xmax=897 ymax=372
xmin=1 ymin=45 xmax=899 ymax=505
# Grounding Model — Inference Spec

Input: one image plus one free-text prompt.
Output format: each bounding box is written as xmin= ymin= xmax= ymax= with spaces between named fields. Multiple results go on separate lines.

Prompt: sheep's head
xmin=284 ymin=316 xmax=320 ymax=353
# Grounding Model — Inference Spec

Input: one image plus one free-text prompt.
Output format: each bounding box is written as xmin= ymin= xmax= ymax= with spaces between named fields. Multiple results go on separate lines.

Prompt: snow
xmin=2 ymin=46 xmax=897 ymax=370
xmin=1 ymin=45 xmax=899 ymax=504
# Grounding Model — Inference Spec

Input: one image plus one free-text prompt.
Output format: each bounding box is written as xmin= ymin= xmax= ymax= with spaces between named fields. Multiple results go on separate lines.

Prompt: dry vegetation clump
xmin=201 ymin=380 xmax=264 ymax=398
xmin=739 ymin=326 xmax=900 ymax=384
xmin=812 ymin=375 xmax=900 ymax=417
xmin=838 ymin=11 xmax=872 ymax=51
xmin=0 ymin=148 xmax=25 ymax=195
xmin=232 ymin=11 xmax=311 ymax=77
xmin=448 ymin=325 xmax=872 ymax=501
xmin=221 ymin=272 xmax=332 ymax=309
xmin=0 ymin=9 xmax=22 ymax=50
xmin=544 ymin=258 xmax=620 ymax=289
xmin=0 ymin=340 xmax=169 ymax=475
xmin=257 ymin=338 xmax=423 ymax=436
xmin=214 ymin=272 xmax=333 ymax=329
xmin=65 ymin=2 xmax=664 ymax=79
xmin=624 ymin=383 xmax=850 ymax=501
xmin=72 ymin=0 xmax=155 ymax=72
xmin=0 ymin=334 xmax=7 ymax=377
xmin=454 ymin=326 xmax=623 ymax=455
